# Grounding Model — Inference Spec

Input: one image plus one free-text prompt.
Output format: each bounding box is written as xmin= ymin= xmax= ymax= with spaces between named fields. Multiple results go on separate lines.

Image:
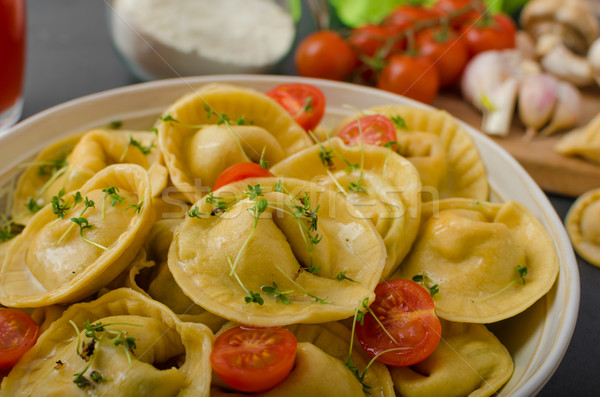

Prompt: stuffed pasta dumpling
xmin=158 ymin=83 xmax=312 ymax=202
xmin=391 ymin=198 xmax=559 ymax=323
xmin=0 ymin=288 xmax=214 ymax=397
xmin=271 ymin=137 xmax=421 ymax=278
xmin=169 ymin=177 xmax=387 ymax=327
xmin=0 ymin=164 xmax=155 ymax=307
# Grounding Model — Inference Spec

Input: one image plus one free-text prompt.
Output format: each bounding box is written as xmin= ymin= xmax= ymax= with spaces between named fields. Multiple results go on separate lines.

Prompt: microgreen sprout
xmin=391 ymin=115 xmax=407 ymax=130
xmin=272 ymin=263 xmax=330 ymax=304
xmin=26 ymin=197 xmax=43 ymax=214
xmin=69 ymin=320 xmax=140 ymax=389
xmin=261 ymin=282 xmax=294 ymax=305
xmin=129 ymin=136 xmax=153 ymax=155
xmin=412 ymin=274 xmax=440 ymax=297
xmin=472 ymin=265 xmax=528 ymax=302
xmin=259 ymin=146 xmax=269 ymax=169
xmin=36 ymin=159 xmax=68 ymax=176
xmin=107 ymin=120 xmax=123 ymax=130
xmin=336 ymin=271 xmax=356 ymax=282
xmin=126 ymin=201 xmax=143 ymax=214
xmin=101 ymin=185 xmax=124 ymax=219
xmin=51 ymin=189 xmax=71 ymax=219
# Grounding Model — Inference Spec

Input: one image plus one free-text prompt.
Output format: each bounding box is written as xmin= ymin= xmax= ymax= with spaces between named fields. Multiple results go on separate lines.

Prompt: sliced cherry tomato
xmin=433 ymin=0 xmax=482 ymax=30
xmin=266 ymin=83 xmax=325 ymax=132
xmin=0 ymin=308 xmax=39 ymax=369
xmin=460 ymin=13 xmax=516 ymax=57
xmin=356 ymin=279 xmax=441 ymax=367
xmin=416 ymin=28 xmax=469 ymax=88
xmin=383 ymin=5 xmax=444 ymax=28
xmin=295 ymin=30 xmax=358 ymax=81
xmin=210 ymin=326 xmax=297 ymax=393
xmin=377 ymin=54 xmax=440 ymax=104
xmin=336 ymin=114 xmax=397 ymax=146
xmin=213 ymin=162 xmax=274 ymax=191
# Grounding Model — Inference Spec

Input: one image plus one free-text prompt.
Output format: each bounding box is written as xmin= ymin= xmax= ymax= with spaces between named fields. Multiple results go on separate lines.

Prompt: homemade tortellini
xmin=390 ymin=320 xmax=514 ymax=397
xmin=0 ymin=288 xmax=214 ymax=397
xmin=566 ymin=188 xmax=600 ymax=266
xmin=335 ymin=105 xmax=489 ymax=201
xmin=169 ymin=177 xmax=386 ymax=326
xmin=391 ymin=198 xmax=559 ymax=323
xmin=11 ymin=129 xmax=165 ymax=226
xmin=555 ymin=112 xmax=600 ymax=164
xmin=0 ymin=164 xmax=155 ymax=307
xmin=158 ymin=83 xmax=312 ymax=202
xmin=271 ymin=137 xmax=421 ymax=278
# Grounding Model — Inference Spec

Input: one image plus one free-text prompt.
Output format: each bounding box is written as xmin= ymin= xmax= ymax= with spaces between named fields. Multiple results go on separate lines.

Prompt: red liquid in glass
xmin=0 ymin=0 xmax=26 ymax=113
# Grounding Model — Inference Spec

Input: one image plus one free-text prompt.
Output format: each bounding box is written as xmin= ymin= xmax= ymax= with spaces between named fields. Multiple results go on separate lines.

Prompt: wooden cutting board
xmin=432 ymin=86 xmax=600 ymax=198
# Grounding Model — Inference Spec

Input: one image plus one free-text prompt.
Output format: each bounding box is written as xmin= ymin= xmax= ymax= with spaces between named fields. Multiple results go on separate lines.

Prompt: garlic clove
xmin=539 ymin=81 xmax=582 ymax=136
xmin=518 ymin=73 xmax=559 ymax=138
xmin=482 ymin=77 xmax=520 ymax=137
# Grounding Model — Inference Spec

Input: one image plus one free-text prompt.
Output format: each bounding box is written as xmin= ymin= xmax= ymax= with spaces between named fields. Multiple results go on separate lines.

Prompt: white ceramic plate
xmin=0 ymin=75 xmax=579 ymax=396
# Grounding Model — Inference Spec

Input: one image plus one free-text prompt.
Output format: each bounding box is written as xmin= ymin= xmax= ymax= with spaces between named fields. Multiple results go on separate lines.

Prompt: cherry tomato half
xmin=416 ymin=28 xmax=469 ymax=88
xmin=210 ymin=326 xmax=297 ymax=393
xmin=213 ymin=162 xmax=274 ymax=191
xmin=336 ymin=114 xmax=397 ymax=146
xmin=0 ymin=308 xmax=39 ymax=369
xmin=295 ymin=30 xmax=358 ymax=81
xmin=377 ymin=54 xmax=440 ymax=104
xmin=460 ymin=13 xmax=516 ymax=57
xmin=356 ymin=279 xmax=441 ymax=367
xmin=266 ymin=83 xmax=326 ymax=132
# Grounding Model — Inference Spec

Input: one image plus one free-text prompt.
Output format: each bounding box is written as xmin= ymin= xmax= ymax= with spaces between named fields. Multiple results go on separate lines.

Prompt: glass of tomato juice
xmin=0 ymin=0 xmax=26 ymax=132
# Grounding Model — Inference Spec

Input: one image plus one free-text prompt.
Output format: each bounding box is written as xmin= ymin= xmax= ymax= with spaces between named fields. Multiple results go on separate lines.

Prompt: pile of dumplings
xmin=0 ymin=83 xmax=560 ymax=396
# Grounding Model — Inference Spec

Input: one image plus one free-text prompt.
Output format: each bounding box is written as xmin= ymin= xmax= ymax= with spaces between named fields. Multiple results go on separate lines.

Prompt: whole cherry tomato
xmin=295 ymin=30 xmax=358 ymax=81
xmin=0 ymin=308 xmax=39 ymax=369
xmin=383 ymin=5 xmax=444 ymax=28
xmin=433 ymin=0 xmax=482 ymax=30
xmin=266 ymin=83 xmax=326 ymax=131
xmin=213 ymin=163 xmax=274 ymax=191
xmin=336 ymin=114 xmax=397 ymax=146
xmin=416 ymin=28 xmax=469 ymax=88
xmin=210 ymin=326 xmax=297 ymax=393
xmin=348 ymin=24 xmax=406 ymax=59
xmin=355 ymin=279 xmax=442 ymax=367
xmin=460 ymin=13 xmax=516 ymax=57
xmin=377 ymin=54 xmax=440 ymax=104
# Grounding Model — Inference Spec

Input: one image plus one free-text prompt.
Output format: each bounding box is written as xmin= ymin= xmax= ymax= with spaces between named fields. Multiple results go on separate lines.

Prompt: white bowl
xmin=105 ymin=0 xmax=299 ymax=80
xmin=0 ymin=75 xmax=579 ymax=396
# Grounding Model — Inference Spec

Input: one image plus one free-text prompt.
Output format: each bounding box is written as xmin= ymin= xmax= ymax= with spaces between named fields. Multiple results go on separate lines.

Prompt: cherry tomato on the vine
xmin=377 ymin=54 xmax=440 ymax=104
xmin=336 ymin=114 xmax=397 ymax=146
xmin=213 ymin=163 xmax=274 ymax=191
xmin=460 ymin=13 xmax=516 ymax=57
xmin=348 ymin=24 xmax=406 ymax=59
xmin=356 ymin=279 xmax=441 ymax=367
xmin=295 ymin=30 xmax=358 ymax=81
xmin=210 ymin=326 xmax=297 ymax=393
xmin=433 ymin=0 xmax=482 ymax=30
xmin=266 ymin=83 xmax=325 ymax=131
xmin=0 ymin=308 xmax=39 ymax=369
xmin=416 ymin=28 xmax=469 ymax=88
xmin=383 ymin=5 xmax=444 ymax=28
